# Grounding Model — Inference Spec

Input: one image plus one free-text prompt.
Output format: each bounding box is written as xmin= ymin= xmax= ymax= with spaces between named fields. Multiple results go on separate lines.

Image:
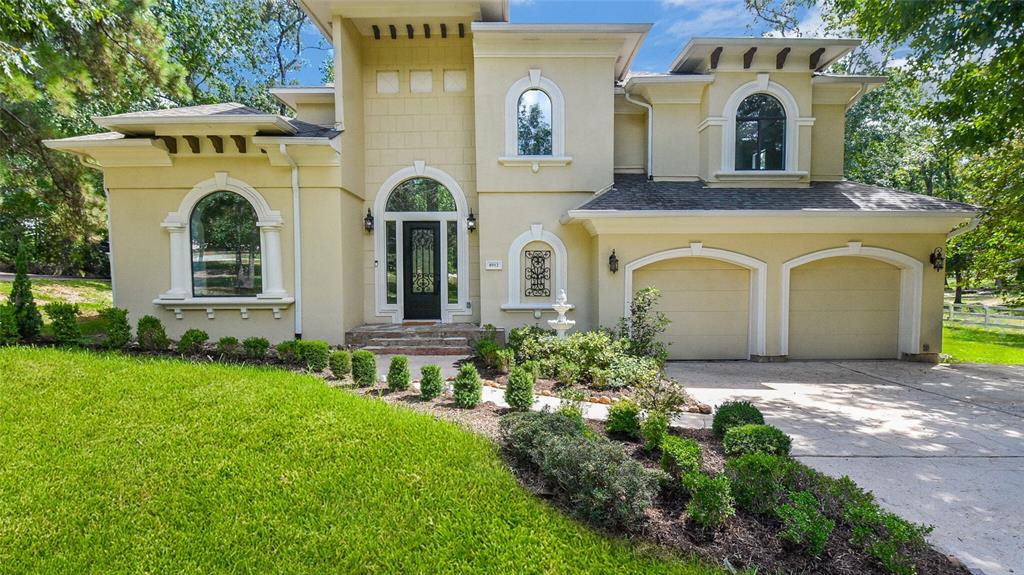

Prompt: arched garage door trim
xmin=780 ymin=242 xmax=922 ymax=357
xmin=624 ymin=242 xmax=767 ymax=357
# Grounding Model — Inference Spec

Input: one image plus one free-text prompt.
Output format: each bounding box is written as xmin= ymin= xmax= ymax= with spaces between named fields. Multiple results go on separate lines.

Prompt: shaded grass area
xmin=0 ymin=347 xmax=714 ymax=574
xmin=943 ymin=325 xmax=1024 ymax=364
xmin=0 ymin=278 xmax=112 ymax=337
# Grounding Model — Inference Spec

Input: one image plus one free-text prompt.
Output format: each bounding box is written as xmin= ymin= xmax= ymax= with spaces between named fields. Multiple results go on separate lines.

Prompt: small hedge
xmin=178 ymin=329 xmax=208 ymax=355
xmin=777 ymin=490 xmax=834 ymax=557
xmin=352 ymin=349 xmax=377 ymax=387
xmin=725 ymin=453 xmax=796 ymax=516
xmin=684 ymin=472 xmax=735 ymax=530
xmin=504 ymin=365 xmax=534 ymax=411
xmin=329 ymin=350 xmax=351 ymax=378
xmin=712 ymin=400 xmax=764 ymax=438
xmin=242 ymin=336 xmax=269 ymax=359
xmin=276 ymin=340 xmax=299 ymax=364
xmin=723 ymin=424 xmax=792 ymax=457
xmin=43 ymin=302 xmax=80 ymax=346
xmin=99 ymin=308 xmax=131 ymax=349
xmin=419 ymin=365 xmax=443 ymax=400
xmin=640 ymin=411 xmax=669 ymax=451
xmin=453 ymin=363 xmax=482 ymax=408
xmin=606 ymin=399 xmax=641 ymax=438
xmin=500 ymin=411 xmax=584 ymax=466
xmin=136 ymin=315 xmax=169 ymax=351
xmin=296 ymin=340 xmax=329 ymax=372
xmin=217 ymin=336 xmax=239 ymax=356
xmin=387 ymin=355 xmax=411 ymax=391
xmin=660 ymin=435 xmax=702 ymax=478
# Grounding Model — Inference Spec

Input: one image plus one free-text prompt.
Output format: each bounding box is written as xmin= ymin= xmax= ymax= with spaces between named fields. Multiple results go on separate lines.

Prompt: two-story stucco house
xmin=46 ymin=0 xmax=978 ymax=361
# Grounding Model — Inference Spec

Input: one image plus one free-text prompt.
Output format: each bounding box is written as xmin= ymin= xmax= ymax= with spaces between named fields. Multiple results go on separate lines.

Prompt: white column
xmin=159 ymin=219 xmax=189 ymax=300
xmin=259 ymin=223 xmax=287 ymax=298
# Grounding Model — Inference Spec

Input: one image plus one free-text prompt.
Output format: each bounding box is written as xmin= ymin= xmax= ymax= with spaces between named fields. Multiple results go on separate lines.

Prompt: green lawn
xmin=0 ymin=278 xmax=112 ymax=337
xmin=943 ymin=325 xmax=1024 ymax=364
xmin=0 ymin=347 xmax=711 ymax=574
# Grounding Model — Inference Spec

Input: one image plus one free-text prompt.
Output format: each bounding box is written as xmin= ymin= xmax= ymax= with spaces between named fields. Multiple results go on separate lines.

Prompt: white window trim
xmin=720 ymin=73 xmax=814 ymax=175
xmin=154 ymin=172 xmax=291 ymax=318
xmin=780 ymin=242 xmax=923 ymax=358
xmin=373 ymin=162 xmax=471 ymax=324
xmin=623 ymin=242 xmax=767 ymax=358
xmin=503 ymin=69 xmax=571 ymax=167
xmin=501 ymin=224 xmax=568 ymax=311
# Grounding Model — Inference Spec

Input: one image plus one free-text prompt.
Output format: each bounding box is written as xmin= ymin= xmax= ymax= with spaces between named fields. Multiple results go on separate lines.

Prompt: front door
xmin=402 ymin=221 xmax=441 ymax=320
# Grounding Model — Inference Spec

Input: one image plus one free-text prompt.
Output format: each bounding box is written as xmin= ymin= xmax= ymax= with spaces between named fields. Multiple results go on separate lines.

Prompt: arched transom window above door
xmin=385 ymin=177 xmax=457 ymax=212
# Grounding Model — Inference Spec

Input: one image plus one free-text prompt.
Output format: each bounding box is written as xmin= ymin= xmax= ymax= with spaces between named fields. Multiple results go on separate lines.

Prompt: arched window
xmin=735 ymin=93 xmax=786 ymax=171
xmin=385 ymin=177 xmax=456 ymax=212
xmin=517 ymin=89 xmax=552 ymax=156
xmin=503 ymin=224 xmax=568 ymax=310
xmin=190 ymin=191 xmax=261 ymax=297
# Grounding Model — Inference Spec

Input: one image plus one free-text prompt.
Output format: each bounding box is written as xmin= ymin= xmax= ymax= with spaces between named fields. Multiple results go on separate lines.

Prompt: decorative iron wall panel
xmin=524 ymin=249 xmax=552 ymax=297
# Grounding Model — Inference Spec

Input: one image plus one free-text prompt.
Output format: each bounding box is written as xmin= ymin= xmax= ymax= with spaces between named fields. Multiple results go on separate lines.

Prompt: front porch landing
xmin=345 ymin=323 xmax=500 ymax=355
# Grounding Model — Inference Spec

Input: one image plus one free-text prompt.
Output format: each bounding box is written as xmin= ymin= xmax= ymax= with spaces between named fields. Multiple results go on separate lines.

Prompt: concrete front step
xmin=367 ymin=336 xmax=469 ymax=347
xmin=346 ymin=322 xmax=502 ymax=350
xmin=361 ymin=345 xmax=473 ymax=356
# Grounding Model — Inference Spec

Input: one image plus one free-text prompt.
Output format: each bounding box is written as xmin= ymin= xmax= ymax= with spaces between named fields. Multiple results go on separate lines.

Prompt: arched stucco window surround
xmin=780 ymin=242 xmax=923 ymax=358
xmin=155 ymin=171 xmax=291 ymax=320
xmin=373 ymin=161 xmax=471 ymax=324
xmin=717 ymin=73 xmax=814 ymax=178
xmin=499 ymin=69 xmax=573 ymax=172
xmin=501 ymin=224 xmax=568 ymax=311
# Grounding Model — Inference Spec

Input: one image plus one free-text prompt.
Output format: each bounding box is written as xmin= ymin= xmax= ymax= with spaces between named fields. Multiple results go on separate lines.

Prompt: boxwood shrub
xmin=43 ymin=302 xmax=80 ymax=346
xmin=504 ymin=365 xmax=534 ymax=411
xmin=296 ymin=340 xmax=329 ymax=372
xmin=275 ymin=340 xmax=300 ymax=364
xmin=712 ymin=400 xmax=764 ymax=438
xmin=660 ymin=435 xmax=702 ymax=478
xmin=684 ymin=472 xmax=735 ymax=530
xmin=777 ymin=490 xmax=834 ymax=557
xmin=217 ymin=336 xmax=239 ymax=356
xmin=725 ymin=453 xmax=796 ymax=515
xmin=387 ymin=355 xmax=411 ymax=391
xmin=242 ymin=336 xmax=269 ymax=360
xmin=723 ymin=424 xmax=792 ymax=457
xmin=351 ymin=349 xmax=377 ymax=387
xmin=177 ymin=328 xmax=208 ymax=355
xmin=99 ymin=308 xmax=131 ymax=349
xmin=329 ymin=349 xmax=351 ymax=378
xmin=453 ymin=363 xmax=482 ymax=408
xmin=136 ymin=315 xmax=169 ymax=351
xmin=605 ymin=398 xmax=641 ymax=438
xmin=419 ymin=364 xmax=443 ymax=400
xmin=640 ymin=410 xmax=669 ymax=451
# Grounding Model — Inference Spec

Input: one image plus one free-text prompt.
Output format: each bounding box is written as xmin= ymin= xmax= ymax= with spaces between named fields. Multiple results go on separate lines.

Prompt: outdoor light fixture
xmin=467 ymin=209 xmax=477 ymax=232
xmin=929 ymin=248 xmax=945 ymax=271
xmin=363 ymin=209 xmax=374 ymax=232
xmin=608 ymin=249 xmax=619 ymax=274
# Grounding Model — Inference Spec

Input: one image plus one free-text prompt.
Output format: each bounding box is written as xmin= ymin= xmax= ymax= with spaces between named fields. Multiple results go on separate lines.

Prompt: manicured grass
xmin=0 ymin=347 xmax=713 ymax=574
xmin=943 ymin=325 xmax=1024 ymax=364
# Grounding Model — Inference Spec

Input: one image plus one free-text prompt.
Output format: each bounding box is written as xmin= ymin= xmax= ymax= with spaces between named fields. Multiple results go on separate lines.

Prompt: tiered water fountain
xmin=548 ymin=289 xmax=575 ymax=338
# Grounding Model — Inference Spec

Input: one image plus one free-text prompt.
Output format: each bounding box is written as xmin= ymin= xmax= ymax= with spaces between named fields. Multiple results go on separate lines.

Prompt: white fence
xmin=944 ymin=302 xmax=1024 ymax=330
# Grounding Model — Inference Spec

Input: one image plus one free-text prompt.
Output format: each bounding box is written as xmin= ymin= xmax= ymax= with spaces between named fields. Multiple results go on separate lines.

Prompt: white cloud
xmin=663 ymin=5 xmax=749 ymax=41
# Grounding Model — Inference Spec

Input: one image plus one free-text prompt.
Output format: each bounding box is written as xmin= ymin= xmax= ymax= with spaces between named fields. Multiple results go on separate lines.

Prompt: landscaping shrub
xmin=453 ymin=363 xmax=482 ymax=408
xmin=613 ymin=286 xmax=669 ymax=365
xmin=660 ymin=435 xmax=702 ymax=478
xmin=605 ymin=398 xmax=642 ymax=437
xmin=725 ymin=453 xmax=796 ymax=515
xmin=329 ymin=349 xmax=351 ymax=378
xmin=606 ymin=354 xmax=660 ymax=389
xmin=519 ymin=359 xmax=541 ymax=379
xmin=99 ymin=308 xmax=131 ymax=349
xmin=275 ymin=340 xmax=300 ymax=364
xmin=722 ymin=424 xmax=792 ymax=457
xmin=684 ymin=472 xmax=735 ymax=530
xmin=296 ymin=340 xmax=330 ymax=372
xmin=0 ymin=305 xmax=19 ymax=345
xmin=419 ymin=364 xmax=443 ymax=400
xmin=43 ymin=302 xmax=80 ymax=346
xmin=507 ymin=325 xmax=552 ymax=357
xmin=499 ymin=411 xmax=584 ymax=465
xmin=136 ymin=315 xmax=169 ymax=351
xmin=217 ymin=336 xmax=239 ymax=356
xmin=387 ymin=355 xmax=411 ymax=391
xmin=556 ymin=388 xmax=587 ymax=429
xmin=242 ymin=336 xmax=269 ymax=360
xmin=475 ymin=337 xmax=501 ymax=368
xmin=534 ymin=432 xmax=662 ymax=531
xmin=712 ymin=400 xmax=764 ymax=438
xmin=494 ymin=347 xmax=515 ymax=373
xmin=640 ymin=410 xmax=670 ymax=451
xmin=550 ymin=357 xmax=583 ymax=386
xmin=9 ymin=241 xmax=42 ymax=341
xmin=177 ymin=328 xmax=208 ymax=355
xmin=504 ymin=365 xmax=534 ymax=411
xmin=776 ymin=490 xmax=834 ymax=557
xmin=632 ymin=376 xmax=688 ymax=414
xmin=351 ymin=349 xmax=377 ymax=387
xmin=846 ymin=499 xmax=931 ymax=575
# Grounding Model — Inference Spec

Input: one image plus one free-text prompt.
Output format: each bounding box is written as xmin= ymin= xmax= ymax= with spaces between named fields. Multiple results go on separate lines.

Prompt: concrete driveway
xmin=666 ymin=360 xmax=1024 ymax=575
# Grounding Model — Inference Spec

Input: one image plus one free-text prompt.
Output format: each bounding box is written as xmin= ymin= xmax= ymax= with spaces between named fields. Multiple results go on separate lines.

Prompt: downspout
xmin=624 ymin=92 xmax=654 ymax=180
xmin=279 ymin=143 xmax=303 ymax=339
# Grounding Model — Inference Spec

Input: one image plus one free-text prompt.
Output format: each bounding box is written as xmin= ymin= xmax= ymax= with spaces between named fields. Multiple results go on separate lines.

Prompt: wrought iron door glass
xmin=411 ymin=228 xmax=437 ymax=294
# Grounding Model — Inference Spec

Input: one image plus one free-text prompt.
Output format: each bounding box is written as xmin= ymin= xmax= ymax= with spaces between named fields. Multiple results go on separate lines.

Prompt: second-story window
xmin=735 ymin=93 xmax=786 ymax=170
xmin=517 ymin=89 xmax=553 ymax=156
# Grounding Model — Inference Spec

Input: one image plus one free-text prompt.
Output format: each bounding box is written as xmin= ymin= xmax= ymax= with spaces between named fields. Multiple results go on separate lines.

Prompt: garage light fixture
xmin=608 ymin=250 xmax=619 ymax=274
xmin=467 ymin=209 xmax=477 ymax=233
xmin=929 ymin=248 xmax=945 ymax=271
xmin=363 ymin=209 xmax=374 ymax=232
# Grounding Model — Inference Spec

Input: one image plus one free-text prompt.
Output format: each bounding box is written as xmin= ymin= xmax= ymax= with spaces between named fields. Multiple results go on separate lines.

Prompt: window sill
xmin=153 ymin=295 xmax=294 ymax=320
xmin=498 ymin=155 xmax=573 ymax=173
xmin=714 ymin=170 xmax=808 ymax=181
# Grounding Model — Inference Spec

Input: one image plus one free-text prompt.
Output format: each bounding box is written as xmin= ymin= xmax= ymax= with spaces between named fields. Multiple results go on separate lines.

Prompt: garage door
xmin=788 ymin=257 xmax=900 ymax=359
xmin=633 ymin=257 xmax=750 ymax=360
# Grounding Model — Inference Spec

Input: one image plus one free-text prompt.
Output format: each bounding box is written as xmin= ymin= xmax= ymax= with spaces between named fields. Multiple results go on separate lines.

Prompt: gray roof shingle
xmin=575 ymin=174 xmax=977 ymax=212
xmin=99 ymin=103 xmax=265 ymax=119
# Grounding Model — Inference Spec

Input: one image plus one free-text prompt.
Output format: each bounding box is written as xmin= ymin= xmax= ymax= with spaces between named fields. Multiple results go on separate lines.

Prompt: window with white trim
xmin=502 ymin=69 xmax=569 ymax=165
xmin=517 ymin=90 xmax=552 ymax=156
xmin=502 ymin=224 xmax=568 ymax=310
xmin=190 ymin=191 xmax=262 ymax=297
xmin=735 ymin=94 xmax=786 ymax=171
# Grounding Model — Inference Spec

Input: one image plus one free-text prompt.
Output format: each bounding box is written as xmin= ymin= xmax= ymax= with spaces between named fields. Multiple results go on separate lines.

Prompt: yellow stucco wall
xmin=613 ymin=111 xmax=646 ymax=173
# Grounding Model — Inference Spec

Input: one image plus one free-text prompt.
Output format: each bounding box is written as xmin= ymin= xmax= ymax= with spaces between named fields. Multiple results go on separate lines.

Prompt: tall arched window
xmin=517 ymin=89 xmax=552 ymax=156
xmin=735 ymin=93 xmax=786 ymax=171
xmin=190 ymin=191 xmax=261 ymax=297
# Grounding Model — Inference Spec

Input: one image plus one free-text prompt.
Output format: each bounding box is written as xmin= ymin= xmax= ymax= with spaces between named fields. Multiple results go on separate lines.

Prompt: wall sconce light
xmin=467 ymin=209 xmax=477 ymax=233
xmin=929 ymin=248 xmax=945 ymax=271
xmin=608 ymin=249 xmax=619 ymax=274
xmin=363 ymin=209 xmax=374 ymax=232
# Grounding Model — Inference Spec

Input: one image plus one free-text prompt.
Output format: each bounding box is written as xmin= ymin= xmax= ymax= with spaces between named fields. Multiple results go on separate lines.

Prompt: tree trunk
xmin=954 ymin=270 xmax=964 ymax=304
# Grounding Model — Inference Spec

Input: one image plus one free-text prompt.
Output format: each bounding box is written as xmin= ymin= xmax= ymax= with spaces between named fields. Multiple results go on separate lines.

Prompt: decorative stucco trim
xmin=623 ymin=243 xmax=768 ymax=357
xmin=503 ymin=224 xmax=568 ymax=310
xmin=720 ymin=77 xmax=813 ymax=173
xmin=780 ymin=242 xmax=923 ymax=357
xmin=504 ymin=69 xmax=566 ymax=160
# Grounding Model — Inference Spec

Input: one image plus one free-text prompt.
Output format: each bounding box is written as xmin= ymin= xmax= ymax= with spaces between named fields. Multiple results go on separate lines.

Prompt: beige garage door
xmin=789 ymin=257 xmax=900 ymax=359
xmin=633 ymin=257 xmax=750 ymax=360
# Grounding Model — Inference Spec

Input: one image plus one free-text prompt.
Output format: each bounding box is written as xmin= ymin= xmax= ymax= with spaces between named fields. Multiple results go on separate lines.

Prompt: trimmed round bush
xmin=723 ymin=423 xmax=792 ymax=457
xmin=711 ymin=400 xmax=764 ymax=438
xmin=387 ymin=355 xmax=411 ymax=391
xmin=352 ymin=349 xmax=377 ymax=387
xmin=684 ymin=472 xmax=735 ymax=529
xmin=504 ymin=365 xmax=534 ymax=411
xmin=777 ymin=490 xmax=834 ymax=557
xmin=242 ymin=336 xmax=269 ymax=360
xmin=136 ymin=315 xmax=169 ymax=351
xmin=217 ymin=336 xmax=239 ymax=356
xmin=99 ymin=307 xmax=131 ymax=350
xmin=660 ymin=435 xmax=702 ymax=478
xmin=640 ymin=410 xmax=669 ymax=451
xmin=296 ymin=340 xmax=329 ymax=372
xmin=606 ymin=399 xmax=641 ymax=438
xmin=725 ymin=453 xmax=796 ymax=515
xmin=178 ymin=328 xmax=209 ymax=355
xmin=419 ymin=364 xmax=443 ymax=400
xmin=43 ymin=302 xmax=81 ymax=346
xmin=329 ymin=350 xmax=351 ymax=378
xmin=275 ymin=340 xmax=300 ymax=364
xmin=453 ymin=363 xmax=482 ymax=408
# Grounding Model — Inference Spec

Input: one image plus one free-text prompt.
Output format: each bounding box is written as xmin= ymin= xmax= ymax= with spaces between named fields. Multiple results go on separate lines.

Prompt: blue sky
xmin=294 ymin=0 xmax=818 ymax=83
